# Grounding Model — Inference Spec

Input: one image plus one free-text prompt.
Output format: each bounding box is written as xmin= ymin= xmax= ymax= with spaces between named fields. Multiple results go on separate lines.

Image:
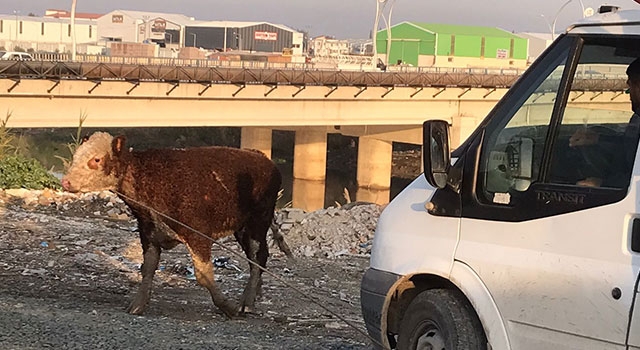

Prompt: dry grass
xmin=55 ymin=111 xmax=88 ymax=171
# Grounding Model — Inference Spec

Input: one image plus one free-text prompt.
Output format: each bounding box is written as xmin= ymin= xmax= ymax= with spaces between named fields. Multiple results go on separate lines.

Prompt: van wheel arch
xmin=386 ymin=274 xmax=487 ymax=348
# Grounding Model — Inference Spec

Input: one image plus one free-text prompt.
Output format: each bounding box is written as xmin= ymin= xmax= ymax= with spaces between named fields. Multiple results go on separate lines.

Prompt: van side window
xmin=548 ymin=41 xmax=638 ymax=189
xmin=478 ymin=52 xmax=569 ymax=204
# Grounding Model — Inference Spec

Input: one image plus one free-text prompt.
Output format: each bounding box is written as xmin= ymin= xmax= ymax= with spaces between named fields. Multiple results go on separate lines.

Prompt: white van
xmin=361 ymin=5 xmax=640 ymax=350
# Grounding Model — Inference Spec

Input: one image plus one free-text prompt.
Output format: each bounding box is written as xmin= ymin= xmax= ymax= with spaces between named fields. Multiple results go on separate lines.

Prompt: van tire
xmin=396 ymin=289 xmax=486 ymax=350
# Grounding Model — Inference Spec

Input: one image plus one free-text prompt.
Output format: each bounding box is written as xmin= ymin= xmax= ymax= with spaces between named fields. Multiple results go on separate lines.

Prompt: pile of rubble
xmin=275 ymin=203 xmax=382 ymax=258
xmin=0 ymin=188 xmax=132 ymax=220
xmin=0 ymin=189 xmax=382 ymax=259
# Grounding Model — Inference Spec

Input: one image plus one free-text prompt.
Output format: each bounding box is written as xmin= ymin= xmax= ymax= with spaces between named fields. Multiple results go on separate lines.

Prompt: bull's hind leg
xmin=186 ymin=240 xmax=239 ymax=318
xmin=237 ymin=217 xmax=271 ymax=314
xmin=127 ymin=230 xmax=160 ymax=315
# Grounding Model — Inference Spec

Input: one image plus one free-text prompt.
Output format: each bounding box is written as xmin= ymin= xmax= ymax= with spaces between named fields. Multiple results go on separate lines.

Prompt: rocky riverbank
xmin=0 ymin=189 xmax=382 ymax=349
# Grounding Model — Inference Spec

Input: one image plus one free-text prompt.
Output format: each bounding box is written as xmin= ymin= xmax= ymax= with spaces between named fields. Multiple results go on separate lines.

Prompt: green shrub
xmin=0 ymin=155 xmax=61 ymax=190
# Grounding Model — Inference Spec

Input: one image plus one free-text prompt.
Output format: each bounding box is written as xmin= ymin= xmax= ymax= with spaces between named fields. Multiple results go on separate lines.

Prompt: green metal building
xmin=376 ymin=22 xmax=528 ymax=68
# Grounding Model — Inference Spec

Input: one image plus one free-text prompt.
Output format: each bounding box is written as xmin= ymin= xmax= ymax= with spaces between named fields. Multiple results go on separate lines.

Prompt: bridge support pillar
xmin=450 ymin=114 xmax=480 ymax=148
xmin=356 ymin=136 xmax=392 ymax=205
xmin=293 ymin=127 xmax=327 ymax=211
xmin=241 ymin=127 xmax=272 ymax=159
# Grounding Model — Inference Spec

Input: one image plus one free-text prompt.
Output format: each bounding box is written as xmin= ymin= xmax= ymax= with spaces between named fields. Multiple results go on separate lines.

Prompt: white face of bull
xmin=61 ymin=132 xmax=120 ymax=193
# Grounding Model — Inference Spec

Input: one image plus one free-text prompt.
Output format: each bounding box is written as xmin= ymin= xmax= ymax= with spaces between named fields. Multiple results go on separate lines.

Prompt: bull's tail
xmin=270 ymin=220 xmax=294 ymax=259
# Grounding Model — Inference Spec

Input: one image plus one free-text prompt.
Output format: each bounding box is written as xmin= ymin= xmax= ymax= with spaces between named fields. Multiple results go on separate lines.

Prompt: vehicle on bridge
xmin=361 ymin=4 xmax=640 ymax=350
xmin=0 ymin=51 xmax=33 ymax=61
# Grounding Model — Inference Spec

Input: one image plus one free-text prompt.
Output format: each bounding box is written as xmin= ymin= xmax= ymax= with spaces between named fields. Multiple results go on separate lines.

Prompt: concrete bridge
xmin=0 ymin=60 xmax=628 ymax=210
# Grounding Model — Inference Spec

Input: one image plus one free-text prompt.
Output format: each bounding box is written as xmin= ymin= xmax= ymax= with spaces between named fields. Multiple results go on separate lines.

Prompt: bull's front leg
xmin=187 ymin=243 xmax=239 ymax=319
xmin=127 ymin=232 xmax=161 ymax=315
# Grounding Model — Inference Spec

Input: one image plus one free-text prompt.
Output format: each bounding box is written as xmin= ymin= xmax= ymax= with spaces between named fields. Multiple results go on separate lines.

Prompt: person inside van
xmin=567 ymin=58 xmax=640 ymax=187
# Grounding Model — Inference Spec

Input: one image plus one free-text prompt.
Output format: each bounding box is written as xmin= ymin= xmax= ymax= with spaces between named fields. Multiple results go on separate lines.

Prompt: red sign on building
xmin=254 ymin=31 xmax=277 ymax=41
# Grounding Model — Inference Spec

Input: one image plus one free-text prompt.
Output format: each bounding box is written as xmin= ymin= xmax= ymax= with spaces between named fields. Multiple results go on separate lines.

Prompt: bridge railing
xmin=386 ymin=65 xmax=525 ymax=76
xmin=30 ymin=52 xmax=314 ymax=70
xmin=28 ymin=52 xmax=533 ymax=75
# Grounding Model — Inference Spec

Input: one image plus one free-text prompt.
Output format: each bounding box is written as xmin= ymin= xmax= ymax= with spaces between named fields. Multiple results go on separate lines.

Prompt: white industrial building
xmin=516 ymin=32 xmax=554 ymax=63
xmin=96 ymin=10 xmax=194 ymax=46
xmin=0 ymin=14 xmax=97 ymax=53
xmin=0 ymin=9 xmax=303 ymax=60
xmin=310 ymin=36 xmax=350 ymax=57
xmin=96 ymin=10 xmax=304 ymax=56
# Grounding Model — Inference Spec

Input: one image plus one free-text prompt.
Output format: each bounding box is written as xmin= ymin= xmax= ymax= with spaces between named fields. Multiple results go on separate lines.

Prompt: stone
xmin=41 ymin=188 xmax=55 ymax=199
xmin=116 ymin=214 xmax=130 ymax=221
xmin=5 ymin=188 xmax=30 ymax=198
xmin=324 ymin=322 xmax=344 ymax=329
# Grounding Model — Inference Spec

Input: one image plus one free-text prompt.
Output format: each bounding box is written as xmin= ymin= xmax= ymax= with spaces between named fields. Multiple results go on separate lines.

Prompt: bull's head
xmin=61 ymin=132 xmax=125 ymax=193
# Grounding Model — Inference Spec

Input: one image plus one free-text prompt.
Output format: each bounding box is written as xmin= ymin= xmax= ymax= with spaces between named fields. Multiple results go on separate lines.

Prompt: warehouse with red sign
xmin=95 ymin=10 xmax=304 ymax=56
xmin=184 ymin=21 xmax=303 ymax=55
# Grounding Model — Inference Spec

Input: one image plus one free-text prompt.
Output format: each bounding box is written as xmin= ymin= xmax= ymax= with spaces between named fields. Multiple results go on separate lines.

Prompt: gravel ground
xmin=0 ymin=191 xmax=378 ymax=350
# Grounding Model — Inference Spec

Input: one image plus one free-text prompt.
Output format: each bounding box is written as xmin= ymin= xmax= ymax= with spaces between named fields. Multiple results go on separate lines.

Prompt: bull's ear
xmin=112 ymin=136 xmax=127 ymax=156
xmin=80 ymin=135 xmax=90 ymax=144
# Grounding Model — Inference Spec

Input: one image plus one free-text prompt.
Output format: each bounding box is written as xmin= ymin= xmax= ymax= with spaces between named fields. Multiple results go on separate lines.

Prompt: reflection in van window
xmin=479 ymin=54 xmax=568 ymax=203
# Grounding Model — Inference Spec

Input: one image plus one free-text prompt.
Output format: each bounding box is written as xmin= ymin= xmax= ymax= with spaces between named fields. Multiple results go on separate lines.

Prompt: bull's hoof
xmin=126 ymin=300 xmax=147 ymax=315
xmin=220 ymin=302 xmax=240 ymax=319
xmin=240 ymin=305 xmax=262 ymax=316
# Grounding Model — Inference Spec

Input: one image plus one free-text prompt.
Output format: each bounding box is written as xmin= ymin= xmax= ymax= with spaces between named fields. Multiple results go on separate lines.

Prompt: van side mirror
xmin=422 ymin=120 xmax=451 ymax=189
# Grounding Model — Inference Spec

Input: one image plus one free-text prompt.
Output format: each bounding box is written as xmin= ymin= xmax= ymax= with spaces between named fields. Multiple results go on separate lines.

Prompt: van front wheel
xmin=397 ymin=289 xmax=486 ymax=350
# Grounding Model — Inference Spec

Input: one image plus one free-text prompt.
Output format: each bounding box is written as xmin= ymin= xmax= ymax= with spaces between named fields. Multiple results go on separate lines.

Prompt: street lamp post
xmin=372 ymin=0 xmax=397 ymax=69
xmin=13 ymin=10 xmax=19 ymax=43
xmin=551 ymin=0 xmax=586 ymax=40
xmin=372 ymin=0 xmax=383 ymax=69
xmin=191 ymin=33 xmax=197 ymax=47
xmin=235 ymin=33 xmax=242 ymax=51
xmin=540 ymin=14 xmax=553 ymax=35
xmin=223 ymin=24 xmax=227 ymax=52
xmin=71 ymin=0 xmax=77 ymax=61
xmin=384 ymin=0 xmax=397 ymax=67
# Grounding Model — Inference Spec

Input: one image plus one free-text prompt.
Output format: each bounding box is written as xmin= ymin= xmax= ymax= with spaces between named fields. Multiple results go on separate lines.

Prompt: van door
xmin=630 ymin=266 xmax=640 ymax=349
xmin=449 ymin=35 xmax=640 ymax=349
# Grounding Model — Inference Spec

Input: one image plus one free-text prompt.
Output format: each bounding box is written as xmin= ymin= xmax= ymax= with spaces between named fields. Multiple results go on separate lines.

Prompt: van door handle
xmin=633 ymin=218 xmax=640 ymax=253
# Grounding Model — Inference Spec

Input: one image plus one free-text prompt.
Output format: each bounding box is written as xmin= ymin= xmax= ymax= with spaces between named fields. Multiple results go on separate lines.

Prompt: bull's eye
xmin=87 ymin=157 xmax=102 ymax=170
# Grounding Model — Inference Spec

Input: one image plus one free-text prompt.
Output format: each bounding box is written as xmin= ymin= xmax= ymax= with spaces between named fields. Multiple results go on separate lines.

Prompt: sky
xmin=2 ymin=0 xmax=640 ymax=39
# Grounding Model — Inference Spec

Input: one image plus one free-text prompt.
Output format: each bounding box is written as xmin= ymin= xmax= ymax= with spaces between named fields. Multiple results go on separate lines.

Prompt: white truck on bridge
xmin=361 ymin=4 xmax=640 ymax=350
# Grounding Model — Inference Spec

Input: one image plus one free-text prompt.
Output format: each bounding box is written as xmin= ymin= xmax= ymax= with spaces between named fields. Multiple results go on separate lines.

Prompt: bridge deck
xmin=0 ymin=60 xmax=523 ymax=88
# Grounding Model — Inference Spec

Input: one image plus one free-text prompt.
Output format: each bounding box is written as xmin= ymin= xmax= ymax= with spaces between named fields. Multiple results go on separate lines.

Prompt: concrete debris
xmin=273 ymin=202 xmax=381 ymax=258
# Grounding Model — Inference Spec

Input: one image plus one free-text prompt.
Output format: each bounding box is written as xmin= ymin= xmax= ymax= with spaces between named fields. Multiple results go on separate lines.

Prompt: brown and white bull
xmin=62 ymin=132 xmax=282 ymax=318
